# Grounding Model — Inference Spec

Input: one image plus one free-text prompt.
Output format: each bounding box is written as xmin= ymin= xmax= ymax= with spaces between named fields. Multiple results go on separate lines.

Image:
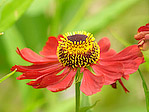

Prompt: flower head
xmin=134 ymin=23 xmax=149 ymax=51
xmin=57 ymin=31 xmax=100 ymax=68
xmin=11 ymin=31 xmax=144 ymax=95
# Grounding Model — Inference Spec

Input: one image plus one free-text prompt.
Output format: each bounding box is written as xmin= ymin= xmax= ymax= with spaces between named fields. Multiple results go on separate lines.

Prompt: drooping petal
xmin=98 ymin=37 xmax=111 ymax=53
xmin=27 ymin=67 xmax=68 ymax=88
xmin=16 ymin=64 xmax=64 ymax=80
xmin=46 ymin=69 xmax=77 ymax=92
xmin=80 ymin=69 xmax=104 ymax=96
xmin=92 ymin=63 xmax=123 ymax=85
xmin=111 ymin=79 xmax=129 ymax=93
xmin=119 ymin=57 xmax=144 ymax=76
xmin=98 ymin=37 xmax=116 ymax=58
xmin=100 ymin=45 xmax=145 ymax=76
xmin=11 ymin=62 xmax=59 ymax=73
xmin=101 ymin=45 xmax=143 ymax=62
xmin=100 ymin=49 xmax=116 ymax=58
xmin=118 ymin=79 xmax=129 ymax=93
xmin=16 ymin=72 xmax=42 ymax=80
xmin=122 ymin=75 xmax=130 ymax=80
xmin=80 ymin=67 xmax=85 ymax=73
xmin=16 ymin=48 xmax=58 ymax=64
xmin=110 ymin=45 xmax=144 ymax=61
xmin=40 ymin=36 xmax=58 ymax=57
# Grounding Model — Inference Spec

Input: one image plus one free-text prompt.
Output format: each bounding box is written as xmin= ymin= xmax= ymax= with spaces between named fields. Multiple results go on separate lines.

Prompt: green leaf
xmin=81 ymin=93 xmax=91 ymax=112
xmin=26 ymin=0 xmax=50 ymax=16
xmin=110 ymin=30 xmax=131 ymax=47
xmin=75 ymin=0 xmax=140 ymax=33
xmin=46 ymin=97 xmax=74 ymax=112
xmin=80 ymin=100 xmax=99 ymax=112
xmin=0 ymin=0 xmax=33 ymax=32
xmin=61 ymin=0 xmax=92 ymax=33
xmin=138 ymin=69 xmax=149 ymax=112
xmin=0 ymin=69 xmax=17 ymax=83
xmin=144 ymin=52 xmax=149 ymax=62
xmin=1 ymin=25 xmax=27 ymax=65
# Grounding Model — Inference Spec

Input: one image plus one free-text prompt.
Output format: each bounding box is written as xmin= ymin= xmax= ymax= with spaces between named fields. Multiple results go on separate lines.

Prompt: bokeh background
xmin=0 ymin=0 xmax=149 ymax=112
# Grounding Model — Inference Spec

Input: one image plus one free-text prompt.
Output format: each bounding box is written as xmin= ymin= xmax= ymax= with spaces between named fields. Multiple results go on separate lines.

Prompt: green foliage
xmin=138 ymin=69 xmax=149 ymax=112
xmin=0 ymin=68 xmax=17 ymax=83
xmin=0 ymin=0 xmax=148 ymax=112
xmin=75 ymin=0 xmax=141 ymax=33
xmin=80 ymin=99 xmax=99 ymax=112
xmin=81 ymin=93 xmax=92 ymax=112
xmin=0 ymin=0 xmax=33 ymax=32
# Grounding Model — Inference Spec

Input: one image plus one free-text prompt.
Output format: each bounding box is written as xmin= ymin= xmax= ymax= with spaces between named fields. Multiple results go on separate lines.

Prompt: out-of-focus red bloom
xmin=11 ymin=31 xmax=144 ymax=95
xmin=134 ymin=23 xmax=149 ymax=51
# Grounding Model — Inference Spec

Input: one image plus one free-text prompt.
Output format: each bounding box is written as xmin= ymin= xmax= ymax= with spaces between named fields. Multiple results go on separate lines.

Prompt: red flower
xmin=134 ymin=23 xmax=149 ymax=51
xmin=11 ymin=31 xmax=144 ymax=95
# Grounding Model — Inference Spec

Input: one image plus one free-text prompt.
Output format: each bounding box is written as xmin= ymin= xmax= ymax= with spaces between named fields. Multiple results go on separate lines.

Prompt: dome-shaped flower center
xmin=57 ymin=31 xmax=100 ymax=68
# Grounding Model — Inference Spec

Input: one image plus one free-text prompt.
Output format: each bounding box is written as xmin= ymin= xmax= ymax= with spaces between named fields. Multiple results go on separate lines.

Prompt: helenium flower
xmin=11 ymin=31 xmax=144 ymax=95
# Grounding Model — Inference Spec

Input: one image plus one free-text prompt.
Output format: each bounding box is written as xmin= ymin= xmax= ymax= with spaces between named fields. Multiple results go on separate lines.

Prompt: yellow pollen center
xmin=57 ymin=31 xmax=100 ymax=68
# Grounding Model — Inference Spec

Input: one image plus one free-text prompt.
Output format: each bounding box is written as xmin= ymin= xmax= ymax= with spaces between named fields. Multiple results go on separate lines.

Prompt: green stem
xmin=75 ymin=70 xmax=81 ymax=112
xmin=138 ymin=68 xmax=149 ymax=112
xmin=0 ymin=69 xmax=17 ymax=83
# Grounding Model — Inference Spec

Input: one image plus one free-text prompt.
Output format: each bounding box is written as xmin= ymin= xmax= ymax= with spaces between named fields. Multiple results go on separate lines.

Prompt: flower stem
xmin=138 ymin=68 xmax=149 ymax=112
xmin=75 ymin=69 xmax=81 ymax=112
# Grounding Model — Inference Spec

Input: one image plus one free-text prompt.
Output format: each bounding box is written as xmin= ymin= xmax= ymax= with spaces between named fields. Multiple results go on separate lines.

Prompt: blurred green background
xmin=0 ymin=0 xmax=149 ymax=112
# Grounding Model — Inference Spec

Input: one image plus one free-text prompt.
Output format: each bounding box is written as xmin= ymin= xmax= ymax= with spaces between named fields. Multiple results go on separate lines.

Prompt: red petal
xmin=11 ymin=62 xmax=59 ymax=72
xmin=100 ymin=45 xmax=144 ymax=64
xmin=122 ymin=75 xmax=129 ymax=80
xmin=27 ymin=67 xmax=67 ymax=88
xmin=100 ymin=45 xmax=144 ymax=79
xmin=27 ymin=78 xmax=42 ymax=87
xmin=100 ymin=49 xmax=116 ymax=58
xmin=98 ymin=37 xmax=111 ymax=53
xmin=138 ymin=23 xmax=149 ymax=32
xmin=92 ymin=63 xmax=123 ymax=85
xmin=102 ymin=45 xmax=144 ymax=74
xmin=80 ymin=69 xmax=104 ymax=96
xmin=57 ymin=34 xmax=64 ymax=41
xmin=16 ymin=72 xmax=42 ymax=80
xmin=119 ymin=57 xmax=144 ymax=75
xmin=17 ymin=48 xmax=58 ymax=64
xmin=98 ymin=37 xmax=116 ymax=58
xmin=118 ymin=79 xmax=129 ymax=93
xmin=80 ymin=67 xmax=85 ymax=73
xmin=46 ymin=69 xmax=76 ymax=92
xmin=17 ymin=63 xmax=64 ymax=80
xmin=40 ymin=36 xmax=58 ymax=57
xmin=111 ymin=45 xmax=143 ymax=61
